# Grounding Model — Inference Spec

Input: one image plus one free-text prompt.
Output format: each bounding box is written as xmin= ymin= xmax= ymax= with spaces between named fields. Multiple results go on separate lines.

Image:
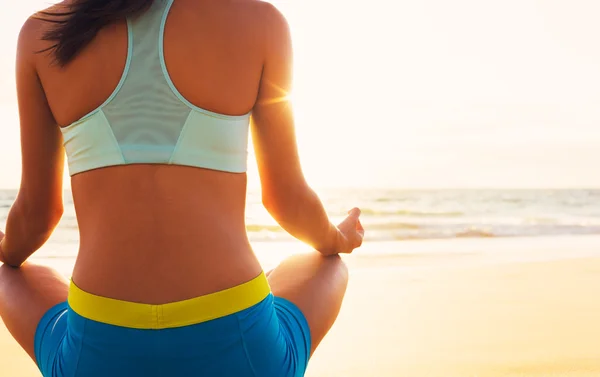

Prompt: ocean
xmin=1 ymin=188 xmax=599 ymax=260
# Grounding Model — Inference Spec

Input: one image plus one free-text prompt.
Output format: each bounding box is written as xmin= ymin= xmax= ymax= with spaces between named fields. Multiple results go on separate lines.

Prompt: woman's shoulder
xmin=231 ymin=0 xmax=290 ymax=28
xmin=17 ymin=1 xmax=70 ymax=55
xmin=235 ymin=0 xmax=291 ymax=46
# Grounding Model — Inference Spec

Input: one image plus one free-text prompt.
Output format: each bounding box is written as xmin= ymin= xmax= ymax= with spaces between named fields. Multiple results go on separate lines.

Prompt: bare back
xmin=33 ymin=0 xmax=275 ymax=303
xmin=0 ymin=0 xmax=357 ymax=365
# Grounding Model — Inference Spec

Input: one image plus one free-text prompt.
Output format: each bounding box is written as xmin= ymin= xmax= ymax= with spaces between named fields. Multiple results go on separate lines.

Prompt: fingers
xmin=356 ymin=217 xmax=364 ymax=231
xmin=347 ymin=207 xmax=361 ymax=218
xmin=335 ymin=208 xmax=365 ymax=253
xmin=353 ymin=219 xmax=364 ymax=248
xmin=356 ymin=219 xmax=365 ymax=238
xmin=337 ymin=209 xmax=359 ymax=229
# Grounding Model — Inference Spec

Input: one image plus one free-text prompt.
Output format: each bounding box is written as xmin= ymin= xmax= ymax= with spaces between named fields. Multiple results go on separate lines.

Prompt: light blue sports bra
xmin=61 ymin=0 xmax=250 ymax=176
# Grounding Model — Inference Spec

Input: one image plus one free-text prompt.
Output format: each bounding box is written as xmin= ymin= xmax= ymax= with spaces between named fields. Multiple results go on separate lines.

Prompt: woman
xmin=0 ymin=0 xmax=364 ymax=376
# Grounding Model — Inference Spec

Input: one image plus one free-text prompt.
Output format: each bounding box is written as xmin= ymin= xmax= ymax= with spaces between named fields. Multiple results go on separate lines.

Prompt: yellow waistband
xmin=68 ymin=272 xmax=271 ymax=330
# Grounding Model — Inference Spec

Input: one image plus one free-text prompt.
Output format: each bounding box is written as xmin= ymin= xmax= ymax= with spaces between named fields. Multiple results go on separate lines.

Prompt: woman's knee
xmin=0 ymin=262 xmax=68 ymax=314
xmin=0 ymin=263 xmax=22 ymax=291
xmin=269 ymin=252 xmax=349 ymax=292
xmin=0 ymin=263 xmax=64 ymax=290
xmin=313 ymin=254 xmax=349 ymax=289
xmin=321 ymin=255 xmax=349 ymax=291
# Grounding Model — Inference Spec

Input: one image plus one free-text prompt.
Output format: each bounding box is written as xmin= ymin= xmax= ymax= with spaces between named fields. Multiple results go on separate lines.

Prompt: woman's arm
xmin=0 ymin=19 xmax=64 ymax=267
xmin=251 ymin=5 xmax=361 ymax=255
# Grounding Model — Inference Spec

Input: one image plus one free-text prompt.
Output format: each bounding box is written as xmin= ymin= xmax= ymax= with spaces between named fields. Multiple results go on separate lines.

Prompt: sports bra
xmin=60 ymin=0 xmax=251 ymax=176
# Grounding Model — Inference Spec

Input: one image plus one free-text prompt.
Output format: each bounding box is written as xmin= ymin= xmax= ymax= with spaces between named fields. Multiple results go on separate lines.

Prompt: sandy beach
xmin=2 ymin=235 xmax=600 ymax=376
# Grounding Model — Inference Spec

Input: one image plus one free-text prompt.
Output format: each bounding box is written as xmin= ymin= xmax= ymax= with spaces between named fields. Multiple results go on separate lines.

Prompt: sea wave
xmin=245 ymin=224 xmax=283 ymax=232
xmin=455 ymin=228 xmax=496 ymax=238
xmin=243 ymin=223 xmax=600 ymax=242
xmin=33 ymin=219 xmax=600 ymax=241
xmin=360 ymin=208 xmax=464 ymax=217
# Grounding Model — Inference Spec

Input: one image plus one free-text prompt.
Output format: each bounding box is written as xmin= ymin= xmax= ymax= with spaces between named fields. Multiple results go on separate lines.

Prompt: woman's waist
xmin=71 ymin=240 xmax=263 ymax=304
xmin=68 ymin=269 xmax=272 ymax=330
xmin=76 ymin=211 xmax=249 ymax=247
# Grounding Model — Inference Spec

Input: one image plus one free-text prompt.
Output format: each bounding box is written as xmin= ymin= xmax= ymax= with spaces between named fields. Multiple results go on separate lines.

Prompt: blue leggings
xmin=34 ymin=294 xmax=311 ymax=377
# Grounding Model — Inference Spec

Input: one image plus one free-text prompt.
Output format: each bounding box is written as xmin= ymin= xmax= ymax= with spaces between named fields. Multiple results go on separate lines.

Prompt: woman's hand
xmin=334 ymin=207 xmax=365 ymax=254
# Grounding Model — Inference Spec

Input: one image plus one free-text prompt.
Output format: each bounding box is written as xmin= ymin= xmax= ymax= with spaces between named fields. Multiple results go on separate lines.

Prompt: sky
xmin=1 ymin=0 xmax=599 ymax=189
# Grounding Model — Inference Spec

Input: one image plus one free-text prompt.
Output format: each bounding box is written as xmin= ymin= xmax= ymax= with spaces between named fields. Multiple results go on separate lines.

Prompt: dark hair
xmin=35 ymin=0 xmax=154 ymax=66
